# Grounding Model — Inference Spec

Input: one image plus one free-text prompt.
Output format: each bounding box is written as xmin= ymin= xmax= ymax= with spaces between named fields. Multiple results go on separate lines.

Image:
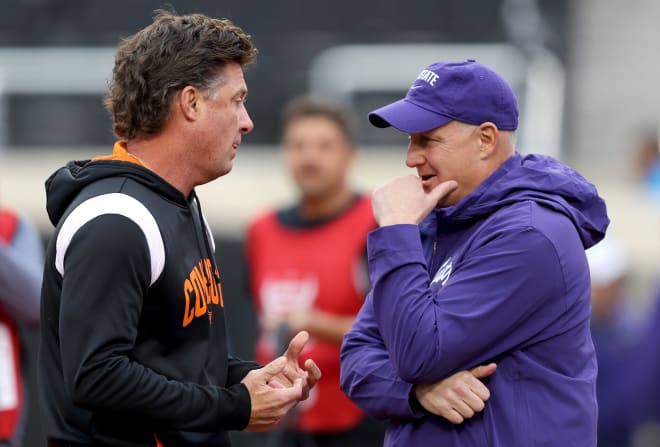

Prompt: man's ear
xmin=477 ymin=122 xmax=499 ymax=159
xmin=177 ymin=86 xmax=202 ymax=122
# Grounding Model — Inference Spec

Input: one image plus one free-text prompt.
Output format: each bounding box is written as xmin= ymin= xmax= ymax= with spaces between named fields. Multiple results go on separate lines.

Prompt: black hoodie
xmin=39 ymin=153 xmax=259 ymax=446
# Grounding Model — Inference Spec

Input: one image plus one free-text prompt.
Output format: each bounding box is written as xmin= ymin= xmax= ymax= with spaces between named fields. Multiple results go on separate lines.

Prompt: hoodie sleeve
xmin=59 ymin=214 xmax=251 ymax=431
xmin=226 ymin=356 xmax=261 ymax=386
xmin=367 ymin=223 xmax=566 ymax=384
xmin=340 ymin=291 xmax=425 ymax=420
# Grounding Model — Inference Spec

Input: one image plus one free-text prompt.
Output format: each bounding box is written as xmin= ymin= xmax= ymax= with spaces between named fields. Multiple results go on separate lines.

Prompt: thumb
xmin=470 ymin=363 xmax=497 ymax=379
xmin=261 ymin=356 xmax=287 ymax=379
xmin=285 ymin=331 xmax=310 ymax=360
xmin=427 ymin=180 xmax=458 ymax=207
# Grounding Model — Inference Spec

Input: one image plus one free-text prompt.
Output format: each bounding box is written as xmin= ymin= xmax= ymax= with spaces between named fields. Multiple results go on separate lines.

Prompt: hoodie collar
xmin=436 ymin=153 xmax=521 ymax=222
xmin=93 ymin=141 xmax=146 ymax=167
xmin=420 ymin=152 xmax=608 ymax=249
xmin=45 ymin=142 xmax=190 ymax=226
xmin=419 ymin=154 xmax=520 ymax=238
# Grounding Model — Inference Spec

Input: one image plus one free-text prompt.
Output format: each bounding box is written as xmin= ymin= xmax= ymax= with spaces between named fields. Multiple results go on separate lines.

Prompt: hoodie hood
xmin=431 ymin=153 xmax=609 ymax=249
xmin=45 ymin=158 xmax=187 ymax=227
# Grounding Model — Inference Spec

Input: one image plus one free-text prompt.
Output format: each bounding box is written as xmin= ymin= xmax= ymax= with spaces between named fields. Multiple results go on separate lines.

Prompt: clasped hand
xmin=413 ymin=363 xmax=497 ymax=424
xmin=241 ymin=331 xmax=321 ymax=431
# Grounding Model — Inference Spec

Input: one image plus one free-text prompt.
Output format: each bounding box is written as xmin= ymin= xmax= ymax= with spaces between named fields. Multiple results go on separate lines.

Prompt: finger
xmin=300 ymin=381 xmax=311 ymax=400
xmin=461 ymin=390 xmax=486 ymax=413
xmin=260 ymin=356 xmax=287 ymax=380
xmin=269 ymin=372 xmax=293 ymax=387
xmin=443 ymin=408 xmax=465 ymax=425
xmin=467 ymin=376 xmax=491 ymax=401
xmin=280 ymin=377 xmax=305 ymax=402
xmin=469 ymin=363 xmax=497 ymax=379
xmin=281 ymin=361 xmax=307 ymax=380
xmin=304 ymin=358 xmax=322 ymax=385
xmin=267 ymin=378 xmax=286 ymax=389
xmin=451 ymin=399 xmax=476 ymax=420
xmin=427 ymin=180 xmax=458 ymax=206
xmin=277 ymin=371 xmax=295 ymax=387
xmin=284 ymin=331 xmax=310 ymax=364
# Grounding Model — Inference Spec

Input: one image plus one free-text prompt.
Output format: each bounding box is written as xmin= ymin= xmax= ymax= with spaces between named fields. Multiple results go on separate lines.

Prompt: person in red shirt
xmin=246 ymin=97 xmax=385 ymax=446
xmin=0 ymin=208 xmax=43 ymax=447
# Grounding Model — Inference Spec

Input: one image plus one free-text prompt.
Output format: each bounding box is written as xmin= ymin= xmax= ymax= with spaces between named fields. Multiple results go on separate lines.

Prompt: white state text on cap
xmin=417 ymin=69 xmax=439 ymax=86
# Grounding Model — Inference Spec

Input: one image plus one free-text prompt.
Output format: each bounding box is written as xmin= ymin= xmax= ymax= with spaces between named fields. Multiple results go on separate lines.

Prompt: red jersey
xmin=246 ymin=195 xmax=375 ymax=433
xmin=0 ymin=209 xmax=24 ymax=442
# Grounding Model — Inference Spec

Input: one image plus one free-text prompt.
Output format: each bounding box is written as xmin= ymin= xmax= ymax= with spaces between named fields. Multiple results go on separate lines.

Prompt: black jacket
xmin=39 ymin=158 xmax=259 ymax=446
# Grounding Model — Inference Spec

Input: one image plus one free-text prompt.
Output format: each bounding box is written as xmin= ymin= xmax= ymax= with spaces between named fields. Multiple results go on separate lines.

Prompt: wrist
xmin=377 ymin=218 xmax=417 ymax=227
xmin=409 ymin=384 xmax=425 ymax=414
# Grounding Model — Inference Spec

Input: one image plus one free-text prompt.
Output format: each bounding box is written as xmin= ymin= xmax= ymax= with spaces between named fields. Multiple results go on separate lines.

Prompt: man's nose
xmin=406 ymin=144 xmax=424 ymax=168
xmin=240 ymin=105 xmax=254 ymax=134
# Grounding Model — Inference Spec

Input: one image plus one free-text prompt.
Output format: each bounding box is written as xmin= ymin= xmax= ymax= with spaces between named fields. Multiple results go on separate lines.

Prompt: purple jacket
xmin=340 ymin=153 xmax=609 ymax=446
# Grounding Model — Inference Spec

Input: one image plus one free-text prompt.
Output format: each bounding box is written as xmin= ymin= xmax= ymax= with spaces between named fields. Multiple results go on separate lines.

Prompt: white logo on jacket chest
xmin=431 ymin=257 xmax=453 ymax=286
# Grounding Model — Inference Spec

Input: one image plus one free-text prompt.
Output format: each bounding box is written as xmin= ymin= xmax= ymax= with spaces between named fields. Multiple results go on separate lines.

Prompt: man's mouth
xmin=420 ymin=174 xmax=437 ymax=189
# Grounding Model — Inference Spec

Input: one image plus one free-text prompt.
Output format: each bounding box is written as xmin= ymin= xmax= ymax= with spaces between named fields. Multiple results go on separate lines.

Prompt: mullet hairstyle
xmin=104 ymin=10 xmax=258 ymax=139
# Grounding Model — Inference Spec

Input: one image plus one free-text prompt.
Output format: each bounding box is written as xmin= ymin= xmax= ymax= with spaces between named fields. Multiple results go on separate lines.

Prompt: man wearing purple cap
xmin=340 ymin=60 xmax=609 ymax=446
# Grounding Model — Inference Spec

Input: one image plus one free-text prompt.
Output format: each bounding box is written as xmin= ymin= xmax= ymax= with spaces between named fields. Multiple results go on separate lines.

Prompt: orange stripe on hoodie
xmin=93 ymin=141 xmax=145 ymax=167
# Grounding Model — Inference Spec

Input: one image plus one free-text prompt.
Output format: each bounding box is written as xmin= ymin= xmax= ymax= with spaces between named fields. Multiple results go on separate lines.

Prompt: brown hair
xmin=104 ymin=10 xmax=258 ymax=139
xmin=281 ymin=96 xmax=357 ymax=144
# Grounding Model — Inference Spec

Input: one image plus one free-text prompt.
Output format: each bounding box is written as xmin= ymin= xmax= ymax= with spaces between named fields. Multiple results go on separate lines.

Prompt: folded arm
xmin=340 ymin=293 xmax=425 ymax=420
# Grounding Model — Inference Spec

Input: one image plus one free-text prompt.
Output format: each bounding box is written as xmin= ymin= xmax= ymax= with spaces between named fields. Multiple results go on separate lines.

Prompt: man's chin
xmin=208 ymin=163 xmax=233 ymax=182
xmin=422 ymin=183 xmax=440 ymax=195
xmin=434 ymin=192 xmax=458 ymax=209
xmin=295 ymin=182 xmax=328 ymax=199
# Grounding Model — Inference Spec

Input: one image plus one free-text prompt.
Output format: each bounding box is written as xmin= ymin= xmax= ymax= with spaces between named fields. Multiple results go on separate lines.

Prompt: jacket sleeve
xmin=368 ymin=224 xmax=566 ymax=384
xmin=59 ymin=214 xmax=251 ymax=432
xmin=340 ymin=291 xmax=425 ymax=420
xmin=226 ymin=357 xmax=261 ymax=386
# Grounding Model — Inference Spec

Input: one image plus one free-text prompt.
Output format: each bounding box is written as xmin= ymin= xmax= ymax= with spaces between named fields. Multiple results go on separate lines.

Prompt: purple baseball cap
xmin=369 ymin=59 xmax=519 ymax=133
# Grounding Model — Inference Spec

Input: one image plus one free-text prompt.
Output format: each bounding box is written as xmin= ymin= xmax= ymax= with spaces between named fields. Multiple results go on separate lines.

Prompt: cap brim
xmin=368 ymin=99 xmax=453 ymax=133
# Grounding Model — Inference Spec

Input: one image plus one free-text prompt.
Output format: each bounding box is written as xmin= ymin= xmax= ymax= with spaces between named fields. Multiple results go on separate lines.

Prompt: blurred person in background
xmin=38 ymin=11 xmax=319 ymax=447
xmin=633 ymin=130 xmax=660 ymax=203
xmin=245 ymin=97 xmax=385 ymax=447
xmin=586 ymin=238 xmax=640 ymax=447
xmin=632 ymin=286 xmax=660 ymax=446
xmin=0 ymin=207 xmax=43 ymax=447
xmin=588 ymin=238 xmax=660 ymax=447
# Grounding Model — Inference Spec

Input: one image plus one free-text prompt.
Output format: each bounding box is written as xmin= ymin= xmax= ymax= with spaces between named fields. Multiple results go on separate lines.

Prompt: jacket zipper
xmin=429 ymin=239 xmax=440 ymax=275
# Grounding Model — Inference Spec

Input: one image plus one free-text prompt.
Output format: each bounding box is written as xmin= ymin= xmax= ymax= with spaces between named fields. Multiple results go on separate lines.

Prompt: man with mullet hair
xmin=38 ymin=11 xmax=320 ymax=447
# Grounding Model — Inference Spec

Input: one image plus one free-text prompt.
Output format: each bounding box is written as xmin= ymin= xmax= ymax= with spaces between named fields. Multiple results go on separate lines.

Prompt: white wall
xmin=569 ymin=0 xmax=660 ymax=300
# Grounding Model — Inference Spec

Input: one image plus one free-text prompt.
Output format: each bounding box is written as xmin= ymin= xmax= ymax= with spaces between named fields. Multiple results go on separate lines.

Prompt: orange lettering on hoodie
xmin=182 ymin=257 xmax=224 ymax=327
